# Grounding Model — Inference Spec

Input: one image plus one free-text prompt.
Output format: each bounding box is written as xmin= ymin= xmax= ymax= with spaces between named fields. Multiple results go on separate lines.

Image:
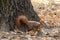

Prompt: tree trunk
xmin=0 ymin=0 xmax=40 ymax=31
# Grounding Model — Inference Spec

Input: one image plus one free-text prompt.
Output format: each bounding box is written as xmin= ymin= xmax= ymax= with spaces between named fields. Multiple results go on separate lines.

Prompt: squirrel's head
xmin=28 ymin=21 xmax=41 ymax=31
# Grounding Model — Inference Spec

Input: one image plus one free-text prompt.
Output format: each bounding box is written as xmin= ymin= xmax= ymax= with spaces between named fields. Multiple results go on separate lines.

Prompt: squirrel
xmin=16 ymin=15 xmax=41 ymax=31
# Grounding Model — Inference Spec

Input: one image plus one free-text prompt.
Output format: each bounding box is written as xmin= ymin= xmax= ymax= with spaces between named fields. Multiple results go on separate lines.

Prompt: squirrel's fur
xmin=16 ymin=15 xmax=41 ymax=31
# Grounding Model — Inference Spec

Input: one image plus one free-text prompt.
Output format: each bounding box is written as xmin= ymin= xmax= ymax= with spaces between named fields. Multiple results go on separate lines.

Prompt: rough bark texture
xmin=0 ymin=0 xmax=40 ymax=31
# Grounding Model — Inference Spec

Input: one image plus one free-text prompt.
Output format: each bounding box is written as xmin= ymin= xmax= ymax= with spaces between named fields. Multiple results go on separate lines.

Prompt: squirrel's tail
xmin=16 ymin=18 xmax=21 ymax=27
xmin=15 ymin=15 xmax=29 ymax=27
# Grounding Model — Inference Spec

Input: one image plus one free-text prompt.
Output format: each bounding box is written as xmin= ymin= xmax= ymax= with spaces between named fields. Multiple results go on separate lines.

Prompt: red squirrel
xmin=16 ymin=15 xmax=41 ymax=31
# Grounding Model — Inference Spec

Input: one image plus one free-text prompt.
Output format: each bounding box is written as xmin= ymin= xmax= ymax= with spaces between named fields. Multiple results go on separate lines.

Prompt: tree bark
xmin=0 ymin=0 xmax=40 ymax=31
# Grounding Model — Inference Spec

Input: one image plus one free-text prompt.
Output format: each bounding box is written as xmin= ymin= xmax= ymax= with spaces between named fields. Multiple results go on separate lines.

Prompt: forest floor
xmin=0 ymin=28 xmax=60 ymax=40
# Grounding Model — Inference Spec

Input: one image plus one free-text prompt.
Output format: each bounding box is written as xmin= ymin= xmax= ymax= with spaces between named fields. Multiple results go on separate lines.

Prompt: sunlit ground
xmin=31 ymin=0 xmax=60 ymax=28
xmin=31 ymin=0 xmax=60 ymax=8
